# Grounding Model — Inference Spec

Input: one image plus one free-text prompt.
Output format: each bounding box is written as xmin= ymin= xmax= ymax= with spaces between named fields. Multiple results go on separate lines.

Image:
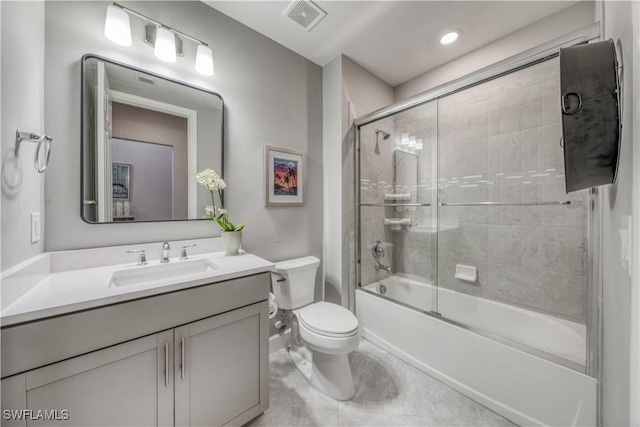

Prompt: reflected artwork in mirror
xmin=81 ymin=55 xmax=223 ymax=223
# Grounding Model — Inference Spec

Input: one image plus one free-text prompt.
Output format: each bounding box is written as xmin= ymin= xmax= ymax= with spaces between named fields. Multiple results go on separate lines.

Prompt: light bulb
xmin=195 ymin=44 xmax=214 ymax=76
xmin=104 ymin=5 xmax=131 ymax=47
xmin=440 ymin=30 xmax=461 ymax=45
xmin=154 ymin=26 xmax=176 ymax=63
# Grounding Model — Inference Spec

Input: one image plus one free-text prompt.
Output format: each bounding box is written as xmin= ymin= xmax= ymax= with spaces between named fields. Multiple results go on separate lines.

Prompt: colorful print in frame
xmin=265 ymin=145 xmax=304 ymax=206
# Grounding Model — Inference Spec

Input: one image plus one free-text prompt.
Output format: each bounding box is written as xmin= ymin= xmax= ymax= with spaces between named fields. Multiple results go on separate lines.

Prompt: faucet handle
xmin=180 ymin=244 xmax=197 ymax=260
xmin=126 ymin=249 xmax=147 ymax=266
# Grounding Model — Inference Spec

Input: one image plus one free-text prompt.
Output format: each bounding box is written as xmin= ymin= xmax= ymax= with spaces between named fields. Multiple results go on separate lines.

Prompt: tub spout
xmin=375 ymin=261 xmax=392 ymax=274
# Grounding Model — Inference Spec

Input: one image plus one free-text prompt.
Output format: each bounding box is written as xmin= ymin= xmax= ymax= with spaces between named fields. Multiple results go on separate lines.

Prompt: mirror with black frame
xmin=81 ymin=55 xmax=223 ymax=223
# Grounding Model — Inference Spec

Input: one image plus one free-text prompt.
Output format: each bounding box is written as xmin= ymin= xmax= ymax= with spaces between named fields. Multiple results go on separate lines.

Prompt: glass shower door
xmin=358 ymin=100 xmax=439 ymax=315
xmin=434 ymin=58 xmax=589 ymax=368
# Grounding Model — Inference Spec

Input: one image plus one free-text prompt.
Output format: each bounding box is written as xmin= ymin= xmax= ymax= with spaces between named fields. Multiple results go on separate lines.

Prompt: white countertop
xmin=1 ymin=242 xmax=274 ymax=327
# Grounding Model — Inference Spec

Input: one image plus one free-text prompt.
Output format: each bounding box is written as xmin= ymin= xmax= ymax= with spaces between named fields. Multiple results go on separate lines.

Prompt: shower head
xmin=374 ymin=129 xmax=390 ymax=155
xmin=376 ymin=129 xmax=391 ymax=140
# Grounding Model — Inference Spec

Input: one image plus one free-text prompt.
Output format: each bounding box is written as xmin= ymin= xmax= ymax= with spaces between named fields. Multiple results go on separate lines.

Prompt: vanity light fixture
xmin=440 ymin=29 xmax=461 ymax=45
xmin=195 ymin=45 xmax=214 ymax=76
xmin=154 ymin=26 xmax=177 ymax=63
xmin=104 ymin=3 xmax=215 ymax=75
xmin=104 ymin=4 xmax=132 ymax=47
xmin=415 ymin=138 xmax=424 ymax=150
xmin=401 ymin=132 xmax=410 ymax=146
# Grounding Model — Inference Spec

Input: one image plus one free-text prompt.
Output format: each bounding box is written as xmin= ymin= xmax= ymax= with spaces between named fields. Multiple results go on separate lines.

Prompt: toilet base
xmin=289 ymin=345 xmax=356 ymax=401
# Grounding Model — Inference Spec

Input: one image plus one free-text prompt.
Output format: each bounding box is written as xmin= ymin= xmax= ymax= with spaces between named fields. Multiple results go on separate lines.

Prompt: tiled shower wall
xmin=437 ymin=58 xmax=588 ymax=324
xmin=359 ymin=103 xmax=437 ymax=291
xmin=359 ymin=58 xmax=588 ymax=324
xmin=390 ymin=103 xmax=436 ymax=285
xmin=359 ymin=116 xmax=396 ymax=287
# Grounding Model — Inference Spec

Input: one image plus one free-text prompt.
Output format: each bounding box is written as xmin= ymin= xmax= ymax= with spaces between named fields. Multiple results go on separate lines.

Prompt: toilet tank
xmin=271 ymin=256 xmax=320 ymax=310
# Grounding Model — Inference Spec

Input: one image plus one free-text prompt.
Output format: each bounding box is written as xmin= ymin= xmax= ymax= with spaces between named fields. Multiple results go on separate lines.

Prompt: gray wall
xmin=1 ymin=1 xmax=45 ymax=271
xmin=322 ymin=55 xmax=393 ymax=308
xmin=601 ymin=1 xmax=636 ymax=425
xmin=42 ymin=2 xmax=323 ymax=290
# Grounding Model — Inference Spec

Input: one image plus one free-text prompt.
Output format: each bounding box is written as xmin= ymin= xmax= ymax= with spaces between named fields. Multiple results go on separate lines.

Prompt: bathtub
xmin=364 ymin=275 xmax=586 ymax=365
xmin=356 ymin=275 xmax=596 ymax=426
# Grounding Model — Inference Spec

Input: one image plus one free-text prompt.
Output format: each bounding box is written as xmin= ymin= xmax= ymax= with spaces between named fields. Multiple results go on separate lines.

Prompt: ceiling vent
xmin=135 ymin=73 xmax=156 ymax=85
xmin=283 ymin=0 xmax=327 ymax=32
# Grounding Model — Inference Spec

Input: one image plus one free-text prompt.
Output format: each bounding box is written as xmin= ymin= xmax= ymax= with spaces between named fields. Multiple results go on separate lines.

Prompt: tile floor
xmin=247 ymin=339 xmax=516 ymax=426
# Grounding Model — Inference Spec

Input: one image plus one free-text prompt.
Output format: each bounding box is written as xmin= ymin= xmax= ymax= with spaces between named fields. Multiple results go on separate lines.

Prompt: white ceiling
xmin=204 ymin=0 xmax=579 ymax=87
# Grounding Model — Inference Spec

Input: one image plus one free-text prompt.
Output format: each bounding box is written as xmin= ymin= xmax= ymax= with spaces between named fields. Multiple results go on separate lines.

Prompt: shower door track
xmin=360 ymin=203 xmax=431 ymax=207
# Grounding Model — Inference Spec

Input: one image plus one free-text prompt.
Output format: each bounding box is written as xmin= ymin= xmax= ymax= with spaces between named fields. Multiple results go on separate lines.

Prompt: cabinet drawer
xmin=2 ymin=273 xmax=269 ymax=377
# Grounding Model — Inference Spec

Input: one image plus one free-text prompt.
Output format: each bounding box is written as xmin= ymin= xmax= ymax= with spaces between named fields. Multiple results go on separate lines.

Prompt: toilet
xmin=271 ymin=256 xmax=360 ymax=400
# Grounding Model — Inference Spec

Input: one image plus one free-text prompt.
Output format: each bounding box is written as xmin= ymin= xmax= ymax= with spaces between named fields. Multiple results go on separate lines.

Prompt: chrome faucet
xmin=160 ymin=242 xmax=171 ymax=263
xmin=375 ymin=261 xmax=392 ymax=274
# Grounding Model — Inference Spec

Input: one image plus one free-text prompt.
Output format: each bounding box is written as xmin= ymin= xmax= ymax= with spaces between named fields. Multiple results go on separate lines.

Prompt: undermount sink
xmin=110 ymin=258 xmax=218 ymax=288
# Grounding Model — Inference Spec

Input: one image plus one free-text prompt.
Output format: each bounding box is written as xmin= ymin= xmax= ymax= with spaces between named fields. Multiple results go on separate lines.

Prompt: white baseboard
xmin=269 ymin=329 xmax=290 ymax=354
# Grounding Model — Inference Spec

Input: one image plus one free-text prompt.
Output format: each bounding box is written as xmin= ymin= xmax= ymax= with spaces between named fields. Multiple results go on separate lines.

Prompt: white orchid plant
xmin=196 ymin=169 xmax=245 ymax=232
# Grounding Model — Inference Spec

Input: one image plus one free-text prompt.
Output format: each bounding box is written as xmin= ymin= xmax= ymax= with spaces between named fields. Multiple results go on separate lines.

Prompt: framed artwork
xmin=112 ymin=163 xmax=131 ymax=201
xmin=265 ymin=145 xmax=304 ymax=206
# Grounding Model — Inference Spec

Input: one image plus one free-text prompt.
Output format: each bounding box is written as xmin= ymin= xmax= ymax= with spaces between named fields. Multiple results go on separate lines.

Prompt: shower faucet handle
xmin=372 ymin=241 xmax=385 ymax=258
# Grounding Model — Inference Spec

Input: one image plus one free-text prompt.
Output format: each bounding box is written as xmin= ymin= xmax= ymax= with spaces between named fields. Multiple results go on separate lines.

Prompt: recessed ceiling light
xmin=440 ymin=29 xmax=461 ymax=45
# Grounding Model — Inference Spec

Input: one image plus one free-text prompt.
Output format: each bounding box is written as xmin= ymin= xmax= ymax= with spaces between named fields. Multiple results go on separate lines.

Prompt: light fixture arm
xmin=112 ymin=2 xmax=209 ymax=47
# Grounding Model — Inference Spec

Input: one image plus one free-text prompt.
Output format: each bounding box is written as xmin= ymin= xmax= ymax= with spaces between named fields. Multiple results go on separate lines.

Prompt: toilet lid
xmin=298 ymin=302 xmax=359 ymax=336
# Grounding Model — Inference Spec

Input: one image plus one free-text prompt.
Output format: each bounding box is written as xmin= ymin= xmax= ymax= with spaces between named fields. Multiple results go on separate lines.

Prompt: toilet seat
xmin=298 ymin=302 xmax=359 ymax=338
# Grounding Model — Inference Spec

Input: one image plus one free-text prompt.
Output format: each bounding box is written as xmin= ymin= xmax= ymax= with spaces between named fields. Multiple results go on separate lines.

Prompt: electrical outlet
xmin=31 ymin=212 xmax=41 ymax=244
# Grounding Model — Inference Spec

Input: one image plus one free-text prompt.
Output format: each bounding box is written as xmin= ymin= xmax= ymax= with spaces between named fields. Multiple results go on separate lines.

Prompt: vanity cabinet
xmin=174 ymin=303 xmax=268 ymax=426
xmin=1 ymin=273 xmax=270 ymax=427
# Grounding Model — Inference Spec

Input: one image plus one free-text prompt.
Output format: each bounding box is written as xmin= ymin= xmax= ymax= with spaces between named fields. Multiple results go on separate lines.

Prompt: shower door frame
xmin=353 ymin=22 xmax=601 ymax=376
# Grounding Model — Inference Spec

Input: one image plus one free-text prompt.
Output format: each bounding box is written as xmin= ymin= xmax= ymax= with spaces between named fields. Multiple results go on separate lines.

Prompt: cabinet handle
xmin=164 ymin=342 xmax=169 ymax=387
xmin=180 ymin=337 xmax=185 ymax=380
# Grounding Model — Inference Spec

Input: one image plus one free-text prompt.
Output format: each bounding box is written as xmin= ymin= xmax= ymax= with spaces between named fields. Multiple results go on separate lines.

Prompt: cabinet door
xmin=22 ymin=331 xmax=174 ymax=427
xmin=175 ymin=302 xmax=269 ymax=426
xmin=2 ymin=374 xmax=26 ymax=427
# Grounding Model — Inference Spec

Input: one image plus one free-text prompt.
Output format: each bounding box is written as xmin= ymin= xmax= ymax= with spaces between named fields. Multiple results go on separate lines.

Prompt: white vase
xmin=222 ymin=230 xmax=242 ymax=255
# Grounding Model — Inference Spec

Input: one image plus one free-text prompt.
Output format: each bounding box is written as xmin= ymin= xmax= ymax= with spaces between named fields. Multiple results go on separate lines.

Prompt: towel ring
xmin=15 ymin=129 xmax=53 ymax=174
xmin=35 ymin=135 xmax=52 ymax=173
